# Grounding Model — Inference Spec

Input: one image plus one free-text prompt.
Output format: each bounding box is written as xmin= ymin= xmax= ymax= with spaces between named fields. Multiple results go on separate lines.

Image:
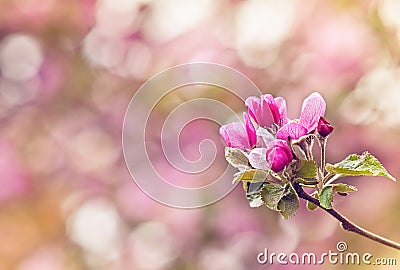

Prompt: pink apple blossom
xmin=276 ymin=122 xmax=308 ymax=140
xmin=299 ymin=92 xmax=326 ymax=132
xmin=219 ymin=112 xmax=257 ymax=150
xmin=221 ymin=92 xmax=327 ymax=172
xmin=276 ymin=92 xmax=326 ymax=140
xmin=245 ymin=94 xmax=288 ymax=128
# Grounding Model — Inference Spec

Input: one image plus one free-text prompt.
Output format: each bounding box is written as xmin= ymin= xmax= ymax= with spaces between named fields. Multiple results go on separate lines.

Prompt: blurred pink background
xmin=0 ymin=0 xmax=399 ymax=269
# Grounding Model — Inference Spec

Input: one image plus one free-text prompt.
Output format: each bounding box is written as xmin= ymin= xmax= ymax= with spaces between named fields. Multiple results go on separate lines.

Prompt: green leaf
xmin=261 ymin=183 xmax=299 ymax=219
xmin=295 ymin=177 xmax=318 ymax=186
xmin=260 ymin=183 xmax=285 ymax=210
xmin=225 ymin=147 xmax=250 ymax=170
xmin=233 ymin=170 xmax=268 ymax=184
xmin=306 ymin=193 xmax=319 ymax=211
xmin=277 ymin=184 xmax=300 ymax=219
xmin=319 ymin=185 xmax=333 ymax=209
xmin=318 ymin=183 xmax=357 ymax=209
xmin=306 ymin=200 xmax=318 ymax=211
xmin=332 ymin=183 xmax=357 ymax=194
xmin=296 ymin=159 xmax=318 ymax=179
xmin=326 ymin=151 xmax=396 ymax=181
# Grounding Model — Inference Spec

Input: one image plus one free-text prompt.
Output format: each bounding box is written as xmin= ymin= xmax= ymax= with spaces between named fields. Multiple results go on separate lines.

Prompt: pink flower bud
xmin=248 ymin=140 xmax=293 ymax=172
xmin=267 ymin=140 xmax=293 ymax=172
xmin=317 ymin=116 xmax=334 ymax=137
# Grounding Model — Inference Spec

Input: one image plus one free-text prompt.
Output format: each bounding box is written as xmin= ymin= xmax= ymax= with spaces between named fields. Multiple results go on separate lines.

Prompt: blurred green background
xmin=0 ymin=0 xmax=399 ymax=269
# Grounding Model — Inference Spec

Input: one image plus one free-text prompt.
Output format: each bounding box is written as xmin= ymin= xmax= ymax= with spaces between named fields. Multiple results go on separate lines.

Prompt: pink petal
xmin=245 ymin=96 xmax=262 ymax=124
xmin=274 ymin=97 xmax=288 ymax=126
xmin=276 ymin=122 xmax=308 ymax=140
xmin=248 ymin=148 xmax=270 ymax=170
xmin=245 ymin=96 xmax=274 ymax=127
xmin=243 ymin=112 xmax=257 ymax=148
xmin=219 ymin=122 xmax=250 ymax=150
xmin=262 ymin=94 xmax=280 ymax=125
xmin=299 ymin=92 xmax=326 ymax=132
xmin=256 ymin=127 xmax=275 ymax=148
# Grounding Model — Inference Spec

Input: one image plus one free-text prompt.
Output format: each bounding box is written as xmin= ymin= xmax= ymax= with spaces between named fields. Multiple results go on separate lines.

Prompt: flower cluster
xmin=220 ymin=92 xmax=332 ymax=172
xmin=220 ymin=91 xmax=395 ymax=224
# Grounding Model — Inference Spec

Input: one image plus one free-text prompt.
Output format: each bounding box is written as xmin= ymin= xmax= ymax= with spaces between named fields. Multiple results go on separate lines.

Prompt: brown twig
xmin=294 ymin=182 xmax=400 ymax=251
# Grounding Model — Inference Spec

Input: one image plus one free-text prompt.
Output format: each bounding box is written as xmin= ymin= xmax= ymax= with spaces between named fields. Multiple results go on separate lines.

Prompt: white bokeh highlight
xmin=67 ymin=198 xmax=122 ymax=263
xmin=0 ymin=34 xmax=43 ymax=81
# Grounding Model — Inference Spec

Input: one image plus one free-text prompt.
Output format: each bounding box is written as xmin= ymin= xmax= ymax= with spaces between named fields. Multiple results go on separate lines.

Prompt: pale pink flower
xmin=299 ymin=92 xmax=326 ymax=132
xmin=276 ymin=92 xmax=326 ymax=140
xmin=220 ymin=112 xmax=257 ymax=150
xmin=276 ymin=123 xmax=308 ymax=140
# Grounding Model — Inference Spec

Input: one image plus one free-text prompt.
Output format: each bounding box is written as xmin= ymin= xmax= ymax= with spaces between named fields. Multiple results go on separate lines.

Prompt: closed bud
xmin=317 ymin=116 xmax=334 ymax=137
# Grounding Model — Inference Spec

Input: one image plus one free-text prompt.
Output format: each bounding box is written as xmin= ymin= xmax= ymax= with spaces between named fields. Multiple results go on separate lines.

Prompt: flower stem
xmin=294 ymin=183 xmax=400 ymax=250
xmin=319 ymin=136 xmax=327 ymax=176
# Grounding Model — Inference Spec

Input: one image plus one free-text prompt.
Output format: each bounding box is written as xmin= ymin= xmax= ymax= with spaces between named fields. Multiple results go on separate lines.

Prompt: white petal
xmin=256 ymin=127 xmax=275 ymax=147
xmin=248 ymin=148 xmax=270 ymax=170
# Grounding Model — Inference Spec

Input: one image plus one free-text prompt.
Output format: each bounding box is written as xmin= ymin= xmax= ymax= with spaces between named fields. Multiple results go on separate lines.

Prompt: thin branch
xmin=294 ymin=183 xmax=400 ymax=251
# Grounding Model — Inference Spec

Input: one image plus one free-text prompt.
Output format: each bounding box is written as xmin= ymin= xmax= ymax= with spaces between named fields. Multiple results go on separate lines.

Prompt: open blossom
xmin=219 ymin=112 xmax=257 ymax=151
xmin=220 ymin=92 xmax=329 ymax=172
xmin=245 ymin=94 xmax=288 ymax=127
xmin=276 ymin=92 xmax=326 ymax=140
